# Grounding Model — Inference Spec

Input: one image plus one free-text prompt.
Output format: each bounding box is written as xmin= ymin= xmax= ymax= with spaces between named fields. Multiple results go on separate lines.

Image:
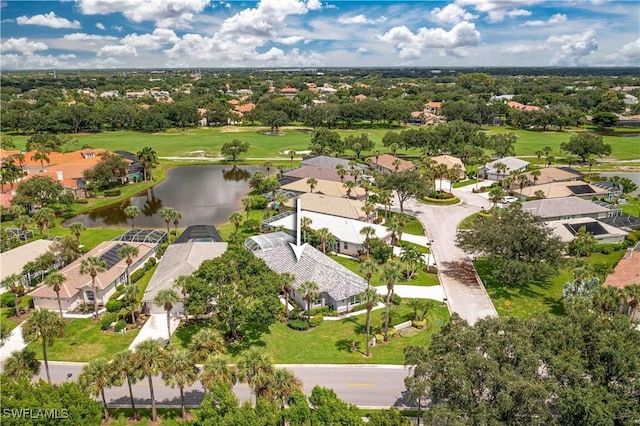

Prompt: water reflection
xmin=68 ymin=165 xmax=263 ymax=228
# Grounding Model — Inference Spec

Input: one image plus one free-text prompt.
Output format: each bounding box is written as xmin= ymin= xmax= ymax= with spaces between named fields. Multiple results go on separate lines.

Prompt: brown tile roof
xmin=519 ymin=180 xmax=609 ymax=199
xmin=285 ymin=166 xmax=345 ymax=183
xmin=524 ymin=167 xmax=579 ymax=185
xmin=234 ymin=103 xmax=255 ymax=113
xmin=367 ymin=154 xmax=416 ymax=172
xmin=281 ymin=178 xmax=366 ymax=198
xmin=507 ymin=101 xmax=542 ymax=112
xmin=604 ymin=250 xmax=640 ymax=289
xmin=284 ymin=193 xmax=370 ymax=220
xmin=426 ymin=101 xmax=442 ymax=108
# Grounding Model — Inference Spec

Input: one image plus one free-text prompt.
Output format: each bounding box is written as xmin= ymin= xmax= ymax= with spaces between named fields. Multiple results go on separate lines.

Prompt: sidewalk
xmin=0 ymin=324 xmax=26 ymax=364
xmin=129 ymin=314 xmax=181 ymax=350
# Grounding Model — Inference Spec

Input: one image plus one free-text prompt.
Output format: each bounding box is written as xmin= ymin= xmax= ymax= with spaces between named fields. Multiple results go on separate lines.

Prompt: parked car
xmin=501 ymin=196 xmax=519 ymax=204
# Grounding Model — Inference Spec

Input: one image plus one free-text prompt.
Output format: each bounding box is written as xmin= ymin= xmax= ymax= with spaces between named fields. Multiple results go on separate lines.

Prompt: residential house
xmin=280 ymin=87 xmax=298 ymax=98
xmin=521 ymin=197 xmax=620 ymax=222
xmin=285 ymin=166 xmax=345 ymax=183
xmin=478 ymin=157 xmax=530 ymax=180
xmin=301 ymin=155 xmax=363 ymax=170
xmin=284 ymin=192 xmax=376 ymax=222
xmin=174 ymin=225 xmax=224 ymax=244
xmin=368 ymin=154 xmax=417 ymax=174
xmin=430 ymin=155 xmax=466 ymax=179
xmin=507 ymin=101 xmax=542 ymax=112
xmin=0 ymin=239 xmax=55 ymax=289
xmin=262 ymin=210 xmax=392 ymax=257
xmin=99 ymin=90 xmax=119 ymax=98
xmin=247 ymin=233 xmax=368 ymax=314
xmin=29 ymin=240 xmax=156 ymax=312
xmin=281 ymin=178 xmax=367 ymax=199
xmin=604 ymin=245 xmax=640 ymax=321
xmin=522 ymin=167 xmax=581 ymax=186
xmin=545 ymin=218 xmax=627 ymax=244
xmin=490 ymin=94 xmax=515 ymax=102
xmin=125 ymin=90 xmax=148 ymax=99
xmin=424 ymin=101 xmax=442 ymax=115
xmin=354 ymin=94 xmax=367 ymax=102
xmin=624 ymin=94 xmax=638 ymax=106
xmin=516 ymin=180 xmax=610 ymax=201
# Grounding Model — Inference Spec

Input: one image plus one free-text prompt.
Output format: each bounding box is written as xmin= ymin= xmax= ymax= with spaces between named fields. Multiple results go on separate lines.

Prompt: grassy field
xmin=478 ymin=250 xmax=626 ymax=318
xmin=329 ymin=254 xmax=439 ymax=287
xmin=379 ymin=209 xmax=425 ymax=236
xmin=175 ymin=300 xmax=449 ymax=365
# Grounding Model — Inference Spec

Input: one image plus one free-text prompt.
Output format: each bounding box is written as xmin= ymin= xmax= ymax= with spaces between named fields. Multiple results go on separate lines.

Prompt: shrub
xmin=114 ymin=320 xmax=126 ymax=332
xmin=1 ymin=292 xmax=15 ymax=307
xmin=412 ymin=319 xmax=427 ymax=329
xmin=388 ymin=328 xmax=398 ymax=338
xmin=287 ymin=318 xmax=310 ymax=331
xmin=374 ymin=333 xmax=384 ymax=343
xmin=115 ymin=284 xmax=124 ymax=292
xmin=73 ymin=199 xmax=89 ymax=204
xmin=392 ymin=294 xmax=402 ymax=305
xmin=250 ymin=195 xmax=268 ymax=210
xmin=602 ymin=246 xmax=614 ymax=254
xmin=130 ymin=269 xmax=146 ymax=284
xmin=326 ymin=310 xmax=339 ymax=317
xmin=369 ymin=238 xmax=393 ymax=264
xmin=350 ymin=303 xmax=368 ymax=312
xmin=103 ymin=189 xmax=121 ymax=197
xmin=309 ymin=314 xmax=324 ymax=327
xmin=308 ymin=306 xmax=331 ymax=316
xmin=156 ymin=242 xmax=169 ymax=259
xmin=289 ymin=307 xmax=302 ymax=319
xmin=105 ymin=300 xmax=122 ymax=313
xmin=100 ymin=313 xmax=117 ymax=330
xmin=144 ymin=257 xmax=156 ymax=270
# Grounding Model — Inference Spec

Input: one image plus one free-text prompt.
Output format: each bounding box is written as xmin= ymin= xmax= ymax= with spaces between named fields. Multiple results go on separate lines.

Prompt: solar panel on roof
xmin=564 ymin=222 xmax=608 ymax=236
xmin=100 ymin=244 xmax=124 ymax=269
xmin=567 ymin=185 xmax=596 ymax=195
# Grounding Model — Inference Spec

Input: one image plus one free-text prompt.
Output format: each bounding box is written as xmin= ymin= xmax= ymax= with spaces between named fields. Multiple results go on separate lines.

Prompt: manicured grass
xmin=108 ymin=408 xmax=183 ymax=426
xmin=175 ymin=301 xmax=449 ymax=365
xmin=620 ymin=195 xmax=640 ymax=217
xmin=1 ymin=307 xmax=20 ymax=334
xmin=26 ymin=318 xmax=139 ymax=362
xmin=329 ymin=254 xmax=439 ymax=287
xmin=478 ymin=250 xmax=626 ymax=318
xmin=418 ymin=196 xmax=460 ymax=205
xmin=453 ymin=178 xmax=477 ymax=188
xmin=378 ymin=209 xmax=425 ymax=236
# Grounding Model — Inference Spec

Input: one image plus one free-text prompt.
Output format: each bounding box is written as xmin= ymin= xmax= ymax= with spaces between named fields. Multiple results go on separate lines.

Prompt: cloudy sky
xmin=1 ymin=0 xmax=638 ymax=69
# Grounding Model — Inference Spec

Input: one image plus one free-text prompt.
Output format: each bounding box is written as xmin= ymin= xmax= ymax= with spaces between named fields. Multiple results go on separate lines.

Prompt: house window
xmin=313 ymin=296 xmax=322 ymax=306
xmin=86 ymin=291 xmax=95 ymax=301
xmin=343 ymin=241 xmax=349 ymax=250
xmin=349 ymin=295 xmax=360 ymax=305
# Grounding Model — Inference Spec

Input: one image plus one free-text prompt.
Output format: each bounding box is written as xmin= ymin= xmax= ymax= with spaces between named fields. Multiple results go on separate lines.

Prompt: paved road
xmin=396 ymin=190 xmax=498 ymax=325
xmin=38 ymin=362 xmax=414 ymax=409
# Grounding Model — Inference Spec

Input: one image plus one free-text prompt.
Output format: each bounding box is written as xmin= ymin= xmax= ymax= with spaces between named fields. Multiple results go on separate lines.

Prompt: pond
xmin=68 ymin=165 xmax=264 ymax=228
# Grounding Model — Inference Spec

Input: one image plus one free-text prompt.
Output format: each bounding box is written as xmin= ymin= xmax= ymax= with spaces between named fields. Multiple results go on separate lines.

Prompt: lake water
xmin=68 ymin=165 xmax=263 ymax=228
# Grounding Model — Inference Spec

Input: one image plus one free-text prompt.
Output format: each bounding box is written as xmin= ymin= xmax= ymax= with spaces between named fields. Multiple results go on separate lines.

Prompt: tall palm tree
xmin=301 ymin=217 xmax=312 ymax=243
xmin=336 ymin=164 xmax=347 ymax=182
xmin=378 ymin=188 xmax=392 ymax=218
xmin=274 ymin=192 xmax=289 ymax=212
xmin=33 ymin=207 xmax=55 ymax=238
xmin=229 ymin=212 xmax=243 ymax=236
xmin=163 ymin=350 xmax=199 ymax=419
xmin=361 ymin=287 xmax=381 ymax=357
xmin=154 ymin=288 xmax=180 ymax=349
xmin=172 ymin=210 xmax=183 ymax=236
xmin=32 ymin=147 xmax=51 ymax=171
xmin=189 ymin=328 xmax=225 ymax=363
xmin=263 ymin=161 xmax=273 ymax=176
xmin=400 ymin=245 xmax=423 ymax=280
xmin=386 ymin=219 xmax=401 ymax=247
xmin=22 ymin=309 xmax=65 ymax=384
xmin=241 ymin=196 xmax=253 ymax=220
xmin=13 ymin=152 xmax=25 ymax=172
xmin=546 ymin=155 xmax=554 ymax=168
xmin=265 ymin=368 xmax=303 ymax=409
xmin=359 ymin=258 xmax=379 ymax=287
xmin=136 ymin=147 xmax=158 ymax=181
xmin=359 ymin=226 xmax=376 ymax=254
xmin=134 ymin=338 xmax=167 ymax=423
xmin=586 ymin=157 xmax=596 ymax=181
xmin=78 ymin=358 xmax=113 ymax=421
xmin=80 ymin=256 xmax=107 ymax=318
xmin=123 ymin=205 xmax=141 ymax=230
xmin=13 ymin=215 xmax=31 ymax=242
xmin=530 ymin=169 xmax=541 ymax=186
xmin=381 ymin=261 xmax=402 ymax=342
xmin=2 ymin=273 xmax=24 ymax=319
xmin=306 ymin=177 xmax=318 ymax=193
xmin=361 ymin=201 xmax=375 ymax=221
xmin=623 ymin=284 xmax=640 ymax=318
xmin=517 ymin=174 xmax=527 ymax=193
xmin=3 ymin=349 xmax=40 ymax=382
xmin=280 ymin=272 xmax=296 ymax=319
xmin=494 ymin=162 xmax=507 ymax=181
xmin=237 ymin=347 xmax=274 ymax=402
xmin=535 ymin=150 xmax=544 ymax=167
xmin=111 ymin=350 xmax=141 ymax=420
xmin=44 ymin=271 xmax=67 ymax=318
xmin=159 ymin=206 xmax=176 ymax=236
xmin=123 ymin=283 xmax=139 ymax=326
xmin=69 ymin=222 xmax=85 ymax=248
xmin=200 ymin=356 xmax=237 ymax=392
xmin=316 ymin=228 xmax=332 ymax=254
xmin=289 ymin=150 xmax=296 ymax=168
xmin=488 ymin=186 xmax=506 ymax=209
xmin=299 ymin=280 xmax=319 ymax=324
xmin=117 ymin=245 xmax=139 ymax=286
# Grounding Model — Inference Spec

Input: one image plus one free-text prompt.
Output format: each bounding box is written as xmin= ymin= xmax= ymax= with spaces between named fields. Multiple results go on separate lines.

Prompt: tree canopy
xmin=221 ymin=139 xmax=250 ymax=162
xmin=378 ymin=170 xmax=428 ymax=212
xmin=14 ymin=176 xmax=64 ymax=207
xmin=560 ymin=133 xmax=612 ymax=162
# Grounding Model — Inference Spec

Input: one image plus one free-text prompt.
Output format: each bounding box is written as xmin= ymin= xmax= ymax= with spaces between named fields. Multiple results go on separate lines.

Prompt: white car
xmin=501 ymin=196 xmax=519 ymax=204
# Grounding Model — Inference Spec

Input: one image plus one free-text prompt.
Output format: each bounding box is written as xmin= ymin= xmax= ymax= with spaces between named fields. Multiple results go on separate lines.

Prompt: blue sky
xmin=1 ymin=0 xmax=638 ymax=69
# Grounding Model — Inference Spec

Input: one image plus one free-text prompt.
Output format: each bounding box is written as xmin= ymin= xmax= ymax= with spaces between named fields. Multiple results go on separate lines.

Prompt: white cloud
xmin=379 ymin=21 xmax=481 ymax=58
xmin=306 ymin=0 xmax=322 ymax=10
xmin=357 ymin=46 xmax=368 ymax=53
xmin=0 ymin=37 xmax=48 ymax=54
xmin=604 ymin=38 xmax=640 ymax=65
xmin=16 ymin=12 xmax=81 ymax=29
xmin=121 ymin=28 xmax=179 ymax=49
xmin=112 ymin=25 xmax=123 ymax=32
xmin=338 ymin=14 xmax=387 ymax=25
xmin=548 ymin=30 xmax=598 ymax=66
xmin=78 ymin=0 xmax=209 ymax=28
xmin=277 ymin=36 xmax=305 ymax=45
xmin=430 ymin=4 xmax=477 ymax=25
xmin=96 ymin=22 xmax=105 ymax=30
xmin=0 ymin=53 xmax=77 ymax=69
xmin=455 ymin=0 xmax=543 ymax=22
xmin=503 ymin=43 xmax=548 ymax=54
xmin=97 ymin=44 xmax=138 ymax=57
xmin=63 ymin=33 xmax=117 ymax=41
xmin=522 ymin=13 xmax=567 ymax=27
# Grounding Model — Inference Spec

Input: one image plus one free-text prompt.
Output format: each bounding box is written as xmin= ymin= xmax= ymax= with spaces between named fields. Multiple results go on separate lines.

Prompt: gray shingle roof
xmin=521 ymin=197 xmax=612 ymax=219
xmin=252 ymin=244 xmax=367 ymax=301
xmin=301 ymin=156 xmax=363 ymax=170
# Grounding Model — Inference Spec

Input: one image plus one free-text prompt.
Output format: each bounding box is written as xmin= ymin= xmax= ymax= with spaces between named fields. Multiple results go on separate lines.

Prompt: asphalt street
xmin=38 ymin=362 xmax=414 ymax=409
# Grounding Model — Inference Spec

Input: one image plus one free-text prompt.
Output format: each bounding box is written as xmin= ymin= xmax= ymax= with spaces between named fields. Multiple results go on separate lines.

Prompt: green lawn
xmin=378 ymin=209 xmax=425 ymax=236
xmin=175 ymin=301 xmax=449 ymax=365
xmin=620 ymin=195 xmax=640 ymax=217
xmin=329 ymin=254 xmax=439 ymax=287
xmin=479 ymin=250 xmax=626 ymax=318
xmin=26 ymin=318 xmax=139 ymax=362
xmin=453 ymin=178 xmax=478 ymax=188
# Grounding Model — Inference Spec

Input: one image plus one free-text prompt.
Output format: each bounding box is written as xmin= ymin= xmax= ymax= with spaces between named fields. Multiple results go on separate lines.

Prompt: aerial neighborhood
xmin=1 ymin=65 xmax=639 ymax=424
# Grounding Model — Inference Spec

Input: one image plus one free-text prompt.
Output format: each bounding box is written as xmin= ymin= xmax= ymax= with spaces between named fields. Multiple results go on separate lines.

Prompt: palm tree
xmin=565 ymin=154 xmax=578 ymax=167
xmin=241 ymin=196 xmax=253 ymax=220
xmin=289 ymin=150 xmax=296 ymax=168
xmin=306 ymin=177 xmax=318 ymax=193
xmin=494 ymin=162 xmax=507 ymax=181
xmin=546 ymin=155 xmax=554 ymax=168
xmin=359 ymin=258 xmax=379 ymax=287
xmin=136 ymin=147 xmax=158 ymax=181
xmin=154 ymin=288 xmax=180 ymax=349
xmin=13 ymin=152 xmax=25 ymax=172
xmin=543 ymin=145 xmax=552 ymax=157
xmin=534 ymin=190 xmax=546 ymax=199
xmin=263 ymin=161 xmax=273 ymax=176
xmin=301 ymin=217 xmax=313 ymax=243
xmin=517 ymin=174 xmax=528 ymax=193
xmin=249 ymin=170 xmax=266 ymax=193
xmin=44 ymin=271 xmax=67 ymax=318
xmin=586 ymin=157 xmax=596 ymax=181
xmin=200 ymin=356 xmax=237 ymax=391
xmin=344 ymin=180 xmax=356 ymax=198
xmin=189 ymin=328 xmax=225 ymax=363
xmin=69 ymin=222 xmax=85 ymax=248
xmin=79 ymin=358 xmax=113 ymax=421
xmin=123 ymin=205 xmax=141 ymax=230
xmin=280 ymin=272 xmax=296 ymax=319
xmin=359 ymin=226 xmax=376 ymax=254
xmin=33 ymin=207 xmax=55 ymax=238
xmin=400 ymin=245 xmax=423 ymax=280
xmin=361 ymin=287 xmax=381 ymax=357
xmin=172 ymin=210 xmax=183 ymax=236
xmin=381 ymin=261 xmax=402 ymax=342
xmin=265 ymin=368 xmax=303 ymax=408
xmin=115 ymin=245 xmax=139 ymax=285
xmin=159 ymin=207 xmax=176 ymax=236
xmin=530 ymin=169 xmax=541 ymax=186
xmin=316 ymin=227 xmax=332 ymax=254
xmin=80 ymin=256 xmax=107 ymax=318
xmin=22 ymin=309 xmax=65 ymax=384
xmin=389 ymin=143 xmax=399 ymax=156
xmin=163 ymin=350 xmax=199 ymax=419
xmin=535 ymin=150 xmax=544 ymax=167
xmin=13 ymin=215 xmax=31 ymax=242
xmin=3 ymin=349 xmax=40 ymax=382
xmin=386 ymin=219 xmax=401 ymax=247
xmin=229 ymin=211 xmax=243 ymax=236
xmin=378 ymin=188 xmax=392 ymax=218
xmin=362 ymin=201 xmax=375 ymax=221
xmin=134 ymin=338 xmax=167 ymax=423
xmin=350 ymin=168 xmax=360 ymax=183
xmin=237 ymin=347 xmax=274 ymax=402
xmin=32 ymin=146 xmax=51 ymax=171
xmin=392 ymin=159 xmax=402 ymax=172
xmin=274 ymin=192 xmax=289 ymax=212
xmin=336 ymin=164 xmax=347 ymax=182
xmin=299 ymin=280 xmax=319 ymax=324
xmin=623 ymin=284 xmax=640 ymax=319
xmin=2 ymin=273 xmax=24 ymax=319
xmin=488 ymin=186 xmax=506 ymax=209
xmin=123 ymin=283 xmax=139 ymax=326
xmin=111 ymin=350 xmax=141 ymax=420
